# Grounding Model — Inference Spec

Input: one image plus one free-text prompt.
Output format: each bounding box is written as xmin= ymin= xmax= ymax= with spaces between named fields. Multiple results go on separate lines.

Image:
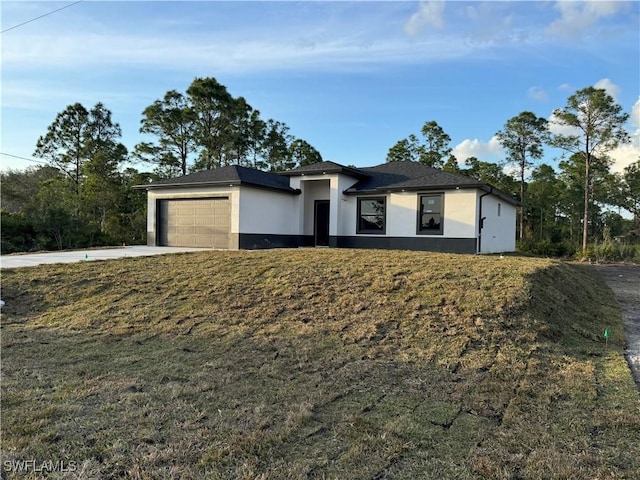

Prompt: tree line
xmin=386 ymin=87 xmax=638 ymax=257
xmin=134 ymin=77 xmax=322 ymax=177
xmin=1 ymin=80 xmax=638 ymax=258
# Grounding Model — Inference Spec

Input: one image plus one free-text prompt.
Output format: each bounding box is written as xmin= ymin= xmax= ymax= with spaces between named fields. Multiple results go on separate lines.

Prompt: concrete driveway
xmin=0 ymin=246 xmax=211 ymax=269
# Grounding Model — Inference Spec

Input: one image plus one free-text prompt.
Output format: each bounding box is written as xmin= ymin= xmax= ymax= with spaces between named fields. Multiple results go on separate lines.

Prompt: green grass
xmin=1 ymin=249 xmax=638 ymax=479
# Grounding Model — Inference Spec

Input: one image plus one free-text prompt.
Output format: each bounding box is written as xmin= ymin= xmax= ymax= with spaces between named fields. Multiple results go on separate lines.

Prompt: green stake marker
xmin=604 ymin=328 xmax=611 ymax=347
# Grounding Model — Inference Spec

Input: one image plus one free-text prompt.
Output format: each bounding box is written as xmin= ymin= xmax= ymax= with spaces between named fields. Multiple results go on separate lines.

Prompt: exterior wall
xmin=146 ymin=186 xmax=240 ymax=248
xmin=299 ymin=179 xmax=330 ymax=236
xmin=289 ymin=174 xmax=359 ymax=238
xmin=333 ymin=236 xmax=477 ymax=253
xmin=331 ymin=174 xmax=359 ymax=236
xmin=238 ymin=187 xmax=300 ymax=235
xmin=478 ymin=193 xmax=516 ymax=253
xmin=145 ymin=179 xmax=516 ymax=253
xmin=339 ymin=190 xmax=478 ymax=238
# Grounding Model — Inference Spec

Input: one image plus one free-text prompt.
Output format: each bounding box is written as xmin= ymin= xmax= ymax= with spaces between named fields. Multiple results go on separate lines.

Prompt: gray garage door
xmin=158 ymin=198 xmax=230 ymax=248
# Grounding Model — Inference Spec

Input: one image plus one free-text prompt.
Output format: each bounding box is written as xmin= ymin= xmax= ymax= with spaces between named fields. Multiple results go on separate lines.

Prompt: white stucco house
xmin=135 ymin=161 xmax=517 ymax=254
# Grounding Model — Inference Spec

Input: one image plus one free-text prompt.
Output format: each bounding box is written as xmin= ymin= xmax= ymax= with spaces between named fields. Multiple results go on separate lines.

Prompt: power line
xmin=0 ymin=152 xmax=48 ymax=165
xmin=1 ymin=0 xmax=85 ymax=34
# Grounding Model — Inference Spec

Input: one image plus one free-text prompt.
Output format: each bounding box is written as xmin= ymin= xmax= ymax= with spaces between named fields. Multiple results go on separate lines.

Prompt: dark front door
xmin=314 ymin=200 xmax=330 ymax=246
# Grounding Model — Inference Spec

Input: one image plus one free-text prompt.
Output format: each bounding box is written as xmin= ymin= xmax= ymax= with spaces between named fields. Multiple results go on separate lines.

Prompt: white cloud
xmin=610 ymin=96 xmax=640 ymax=173
xmin=594 ymin=78 xmax=620 ymax=101
xmin=547 ymin=111 xmax=581 ymax=137
xmin=631 ymin=97 xmax=640 ymax=128
xmin=558 ymin=83 xmax=574 ymax=93
xmin=528 ymin=86 xmax=548 ymax=101
xmin=546 ymin=0 xmax=625 ymax=40
xmin=452 ymin=135 xmax=504 ymax=163
xmin=609 ymin=142 xmax=640 ymax=173
xmin=3 ymin=28 xmax=487 ymax=75
xmin=404 ymin=1 xmax=445 ymax=37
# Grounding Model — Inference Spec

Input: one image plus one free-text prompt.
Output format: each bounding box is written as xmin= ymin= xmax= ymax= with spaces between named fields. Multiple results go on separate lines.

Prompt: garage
xmin=157 ymin=198 xmax=230 ymax=248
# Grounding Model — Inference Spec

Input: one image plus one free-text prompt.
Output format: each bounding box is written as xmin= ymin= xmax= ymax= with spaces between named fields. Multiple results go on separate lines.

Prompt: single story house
xmin=135 ymin=160 xmax=517 ymax=254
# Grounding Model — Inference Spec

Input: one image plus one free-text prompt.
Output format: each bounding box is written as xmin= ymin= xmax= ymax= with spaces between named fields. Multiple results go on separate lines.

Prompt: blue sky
xmin=2 ymin=1 xmax=639 ymax=174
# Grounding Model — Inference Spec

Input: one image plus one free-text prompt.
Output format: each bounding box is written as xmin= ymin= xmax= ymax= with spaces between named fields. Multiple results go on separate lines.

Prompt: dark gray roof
xmin=346 ymin=161 xmax=482 ymax=192
xmin=343 ymin=162 xmax=518 ymax=205
xmin=279 ymin=161 xmax=368 ymax=179
xmin=135 ymin=165 xmax=299 ymax=194
xmin=135 ymin=161 xmax=518 ymax=205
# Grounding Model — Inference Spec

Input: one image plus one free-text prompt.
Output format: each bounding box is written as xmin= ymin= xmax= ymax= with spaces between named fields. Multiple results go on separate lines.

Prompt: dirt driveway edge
xmin=594 ymin=264 xmax=640 ymax=389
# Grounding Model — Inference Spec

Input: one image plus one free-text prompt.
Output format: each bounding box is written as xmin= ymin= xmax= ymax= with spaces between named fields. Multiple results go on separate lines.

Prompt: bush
xmin=1 ymin=211 xmax=37 ymax=254
xmin=517 ymin=239 xmax=577 ymax=258
xmin=583 ymin=242 xmax=640 ymax=263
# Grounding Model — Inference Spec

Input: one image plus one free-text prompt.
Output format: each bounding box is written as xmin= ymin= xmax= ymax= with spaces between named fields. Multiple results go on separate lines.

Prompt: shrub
xmin=583 ymin=241 xmax=640 ymax=263
xmin=1 ymin=210 xmax=37 ymax=254
xmin=517 ymin=239 xmax=577 ymax=258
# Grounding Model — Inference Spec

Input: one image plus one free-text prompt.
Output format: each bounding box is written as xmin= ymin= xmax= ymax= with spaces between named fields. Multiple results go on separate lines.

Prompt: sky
xmin=1 ymin=0 xmax=639 ymax=175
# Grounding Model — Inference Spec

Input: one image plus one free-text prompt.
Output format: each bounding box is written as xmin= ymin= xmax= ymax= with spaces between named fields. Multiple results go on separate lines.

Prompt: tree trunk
xmin=582 ymin=153 xmax=590 ymax=254
xmin=520 ymin=161 xmax=525 ymax=240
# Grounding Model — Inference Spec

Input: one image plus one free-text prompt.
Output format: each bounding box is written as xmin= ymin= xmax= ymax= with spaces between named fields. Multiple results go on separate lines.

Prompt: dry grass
xmin=1 ymin=249 xmax=638 ymax=479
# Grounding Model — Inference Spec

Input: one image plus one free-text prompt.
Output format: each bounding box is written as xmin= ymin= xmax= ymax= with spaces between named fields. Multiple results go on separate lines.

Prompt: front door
xmin=314 ymin=200 xmax=330 ymax=246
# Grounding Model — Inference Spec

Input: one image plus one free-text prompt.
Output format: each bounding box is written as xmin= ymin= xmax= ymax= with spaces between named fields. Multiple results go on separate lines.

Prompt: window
xmin=357 ymin=197 xmax=386 ymax=234
xmin=418 ymin=194 xmax=443 ymax=235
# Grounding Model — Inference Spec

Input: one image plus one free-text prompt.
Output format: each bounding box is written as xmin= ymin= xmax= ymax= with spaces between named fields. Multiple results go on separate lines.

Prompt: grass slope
xmin=2 ymin=250 xmax=638 ymax=479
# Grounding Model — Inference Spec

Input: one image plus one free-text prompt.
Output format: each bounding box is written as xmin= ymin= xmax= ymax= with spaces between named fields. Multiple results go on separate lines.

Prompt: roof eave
xmin=280 ymin=167 xmax=369 ymax=179
xmin=343 ymin=183 xmax=487 ymax=195
xmin=133 ymin=179 xmax=300 ymax=195
xmin=132 ymin=180 xmax=242 ymax=190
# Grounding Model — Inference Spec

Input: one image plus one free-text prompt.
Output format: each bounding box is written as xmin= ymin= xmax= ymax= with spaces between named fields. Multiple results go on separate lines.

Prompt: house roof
xmin=342 ymin=161 xmax=519 ymax=205
xmin=279 ymin=161 xmax=368 ymax=179
xmin=135 ymin=161 xmax=518 ymax=205
xmin=344 ymin=161 xmax=481 ymax=192
xmin=134 ymin=165 xmax=300 ymax=194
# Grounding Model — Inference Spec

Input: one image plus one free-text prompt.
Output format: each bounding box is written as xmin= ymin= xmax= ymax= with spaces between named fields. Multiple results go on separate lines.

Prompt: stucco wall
xmin=300 ymin=179 xmax=330 ymax=236
xmin=339 ymin=190 xmax=478 ymax=239
xmin=291 ymin=174 xmax=359 ymax=237
xmin=238 ymin=187 xmax=300 ymax=235
xmin=478 ymin=193 xmax=516 ymax=253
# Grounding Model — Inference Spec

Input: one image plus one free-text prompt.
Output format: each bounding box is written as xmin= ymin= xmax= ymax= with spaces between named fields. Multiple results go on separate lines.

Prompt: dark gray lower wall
xmin=331 ymin=236 xmax=477 ymax=254
xmin=238 ymin=234 xmax=308 ymax=250
xmin=238 ymin=234 xmax=476 ymax=253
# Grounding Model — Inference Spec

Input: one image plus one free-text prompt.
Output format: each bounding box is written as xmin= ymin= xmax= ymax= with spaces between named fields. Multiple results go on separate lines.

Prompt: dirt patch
xmin=594 ymin=264 xmax=640 ymax=389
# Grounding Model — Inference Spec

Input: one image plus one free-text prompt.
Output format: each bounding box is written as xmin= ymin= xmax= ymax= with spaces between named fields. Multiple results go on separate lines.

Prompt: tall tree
xmin=527 ymin=164 xmax=563 ymax=241
xmin=34 ymin=103 xmax=90 ymax=193
xmin=550 ymin=87 xmax=630 ymax=253
xmin=225 ymin=96 xmax=253 ymax=166
xmin=619 ymin=160 xmax=640 ymax=228
xmin=263 ymin=120 xmax=294 ymax=172
xmin=288 ymin=138 xmax=323 ymax=167
xmin=420 ymin=120 xmax=452 ymax=167
xmin=386 ymin=121 xmax=452 ymax=167
xmin=33 ymin=102 xmax=129 ymax=246
xmin=463 ymin=157 xmax=519 ymax=198
xmin=246 ymin=109 xmax=267 ymax=169
xmin=136 ymin=90 xmax=196 ymax=176
xmin=187 ymin=77 xmax=235 ymax=171
xmin=496 ymin=111 xmax=548 ymax=240
xmin=442 ymin=155 xmax=462 ymax=173
xmin=386 ymin=135 xmax=421 ymax=162
xmin=558 ymin=153 xmax=614 ymax=243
